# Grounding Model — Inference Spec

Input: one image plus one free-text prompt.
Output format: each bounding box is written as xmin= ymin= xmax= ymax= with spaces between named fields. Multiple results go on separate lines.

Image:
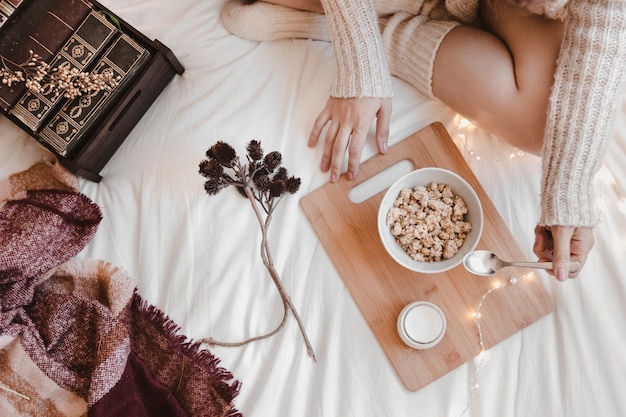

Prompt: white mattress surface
xmin=1 ymin=1 xmax=625 ymax=416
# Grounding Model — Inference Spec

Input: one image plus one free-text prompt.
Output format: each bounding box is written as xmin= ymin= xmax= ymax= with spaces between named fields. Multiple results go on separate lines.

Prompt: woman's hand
xmin=533 ymin=224 xmax=595 ymax=281
xmin=308 ymin=96 xmax=392 ymax=182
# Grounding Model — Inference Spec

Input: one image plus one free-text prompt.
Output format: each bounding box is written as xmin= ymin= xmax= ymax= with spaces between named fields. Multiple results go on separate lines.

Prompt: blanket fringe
xmin=225 ymin=407 xmax=244 ymax=417
xmin=131 ymin=291 xmax=242 ymax=413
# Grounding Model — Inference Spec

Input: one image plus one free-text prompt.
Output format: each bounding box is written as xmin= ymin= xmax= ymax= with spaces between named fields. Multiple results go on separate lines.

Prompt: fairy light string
xmin=453 ymin=116 xmax=526 ymax=163
xmin=456 ymin=272 xmax=534 ymax=417
xmin=451 ymin=116 xmax=625 ymax=416
xmin=447 ymin=116 xmax=536 ymax=415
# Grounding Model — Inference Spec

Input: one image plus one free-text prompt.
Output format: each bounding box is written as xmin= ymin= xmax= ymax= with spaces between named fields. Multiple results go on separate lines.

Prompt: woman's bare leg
xmin=254 ymin=0 xmax=563 ymax=154
xmin=432 ymin=0 xmax=563 ymax=154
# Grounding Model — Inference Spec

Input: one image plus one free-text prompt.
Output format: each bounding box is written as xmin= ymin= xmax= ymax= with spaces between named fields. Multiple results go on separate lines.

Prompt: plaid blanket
xmin=0 ymin=156 xmax=241 ymax=416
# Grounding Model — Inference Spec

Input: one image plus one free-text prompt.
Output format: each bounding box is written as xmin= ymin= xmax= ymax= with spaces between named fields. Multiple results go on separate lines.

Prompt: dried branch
xmin=198 ymin=140 xmax=316 ymax=361
xmin=1 ymin=50 xmax=119 ymax=99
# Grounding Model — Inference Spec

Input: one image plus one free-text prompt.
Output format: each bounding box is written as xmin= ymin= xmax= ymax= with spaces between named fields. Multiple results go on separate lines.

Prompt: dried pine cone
xmin=210 ymin=141 xmax=237 ymax=167
xmin=263 ymin=151 xmax=282 ymax=172
xmin=247 ymin=140 xmax=264 ymax=161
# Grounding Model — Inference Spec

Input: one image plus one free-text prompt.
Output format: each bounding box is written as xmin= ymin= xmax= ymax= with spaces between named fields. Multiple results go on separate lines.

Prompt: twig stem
xmin=202 ymin=185 xmax=316 ymax=361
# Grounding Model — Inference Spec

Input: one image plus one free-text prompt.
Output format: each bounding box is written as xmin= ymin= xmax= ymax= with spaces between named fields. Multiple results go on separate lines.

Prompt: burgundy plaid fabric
xmin=0 ymin=162 xmax=241 ymax=416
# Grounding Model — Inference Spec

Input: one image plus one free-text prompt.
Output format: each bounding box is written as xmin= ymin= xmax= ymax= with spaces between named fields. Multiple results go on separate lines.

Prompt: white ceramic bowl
xmin=378 ymin=167 xmax=483 ymax=274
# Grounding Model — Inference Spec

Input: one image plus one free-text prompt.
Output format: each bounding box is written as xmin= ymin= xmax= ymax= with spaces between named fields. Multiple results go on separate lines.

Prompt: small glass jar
xmin=397 ymin=301 xmax=446 ymax=349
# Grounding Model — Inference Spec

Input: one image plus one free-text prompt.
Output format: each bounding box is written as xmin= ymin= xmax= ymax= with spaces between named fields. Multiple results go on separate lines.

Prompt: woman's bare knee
xmin=432 ymin=2 xmax=562 ymax=154
xmin=496 ymin=108 xmax=546 ymax=154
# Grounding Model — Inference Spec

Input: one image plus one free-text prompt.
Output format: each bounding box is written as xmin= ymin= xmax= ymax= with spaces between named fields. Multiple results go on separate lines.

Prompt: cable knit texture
xmin=445 ymin=0 xmax=479 ymax=23
xmin=221 ymin=0 xmax=626 ymax=227
xmin=381 ymin=13 xmax=459 ymax=98
xmin=321 ymin=0 xmax=394 ymax=98
xmin=321 ymin=0 xmax=626 ymax=228
xmin=540 ymin=0 xmax=626 ymax=227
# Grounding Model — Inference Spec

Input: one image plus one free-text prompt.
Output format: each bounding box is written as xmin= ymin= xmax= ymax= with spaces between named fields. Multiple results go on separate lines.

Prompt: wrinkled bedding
xmin=1 ymin=0 xmax=625 ymax=416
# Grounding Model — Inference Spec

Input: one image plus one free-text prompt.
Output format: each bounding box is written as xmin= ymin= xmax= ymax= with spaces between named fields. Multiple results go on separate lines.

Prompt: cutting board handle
xmin=340 ymin=123 xmax=451 ymax=203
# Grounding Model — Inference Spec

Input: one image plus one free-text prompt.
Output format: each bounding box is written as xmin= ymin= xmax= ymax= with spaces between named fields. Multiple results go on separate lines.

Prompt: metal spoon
xmin=463 ymin=250 xmax=581 ymax=276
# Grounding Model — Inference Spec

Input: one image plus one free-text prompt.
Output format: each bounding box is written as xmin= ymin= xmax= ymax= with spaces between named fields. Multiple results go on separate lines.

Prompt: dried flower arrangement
xmin=0 ymin=50 xmax=120 ymax=99
xmin=199 ymin=140 xmax=316 ymax=360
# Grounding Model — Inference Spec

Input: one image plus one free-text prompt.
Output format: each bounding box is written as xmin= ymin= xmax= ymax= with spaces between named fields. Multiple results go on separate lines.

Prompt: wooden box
xmin=0 ymin=0 xmax=184 ymax=181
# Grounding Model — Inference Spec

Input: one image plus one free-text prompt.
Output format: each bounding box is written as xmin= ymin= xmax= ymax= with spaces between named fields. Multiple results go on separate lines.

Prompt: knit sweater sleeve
xmin=540 ymin=0 xmax=626 ymax=227
xmin=320 ymin=0 xmax=394 ymax=98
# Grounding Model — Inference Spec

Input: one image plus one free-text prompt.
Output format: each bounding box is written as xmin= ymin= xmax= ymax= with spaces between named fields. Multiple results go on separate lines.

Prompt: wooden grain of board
xmin=300 ymin=122 xmax=554 ymax=391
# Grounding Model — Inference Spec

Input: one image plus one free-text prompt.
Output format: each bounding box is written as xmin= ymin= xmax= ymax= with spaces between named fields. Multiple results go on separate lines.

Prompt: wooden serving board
xmin=300 ymin=122 xmax=554 ymax=391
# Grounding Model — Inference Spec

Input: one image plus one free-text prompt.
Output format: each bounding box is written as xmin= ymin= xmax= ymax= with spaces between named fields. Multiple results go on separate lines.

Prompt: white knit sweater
xmin=321 ymin=0 xmax=626 ymax=228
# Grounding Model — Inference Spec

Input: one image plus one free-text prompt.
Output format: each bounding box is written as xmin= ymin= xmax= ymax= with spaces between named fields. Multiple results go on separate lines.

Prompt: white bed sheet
xmin=1 ymin=1 xmax=625 ymax=416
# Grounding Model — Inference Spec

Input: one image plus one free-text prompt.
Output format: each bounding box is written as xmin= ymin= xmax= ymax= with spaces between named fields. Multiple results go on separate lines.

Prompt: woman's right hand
xmin=533 ymin=224 xmax=595 ymax=281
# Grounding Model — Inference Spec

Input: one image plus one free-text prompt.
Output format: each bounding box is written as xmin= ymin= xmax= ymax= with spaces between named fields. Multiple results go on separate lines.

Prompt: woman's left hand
xmin=308 ymin=96 xmax=392 ymax=182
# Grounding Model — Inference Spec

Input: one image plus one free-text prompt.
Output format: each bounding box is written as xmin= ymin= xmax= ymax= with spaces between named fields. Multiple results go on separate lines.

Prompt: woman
xmin=221 ymin=0 xmax=626 ymax=281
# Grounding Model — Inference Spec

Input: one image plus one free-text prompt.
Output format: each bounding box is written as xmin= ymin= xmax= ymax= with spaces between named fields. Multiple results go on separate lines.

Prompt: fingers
xmin=569 ymin=226 xmax=594 ymax=275
xmin=534 ymin=225 xmax=593 ymax=282
xmin=550 ymin=225 xmax=575 ymax=282
xmin=317 ymin=118 xmax=339 ymax=173
xmin=308 ymin=108 xmax=329 ymax=150
xmin=376 ymin=99 xmax=392 ymax=155
xmin=308 ymin=97 xmax=390 ymax=183
xmin=533 ymin=225 xmax=550 ymax=261
xmin=309 ymin=105 xmax=345 ymax=180
xmin=325 ymin=126 xmax=351 ymax=182
xmin=345 ymin=127 xmax=367 ymax=180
